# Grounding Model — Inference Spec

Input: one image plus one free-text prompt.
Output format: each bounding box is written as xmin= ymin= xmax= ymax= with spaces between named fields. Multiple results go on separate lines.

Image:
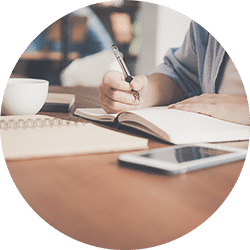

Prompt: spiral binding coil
xmin=0 ymin=117 xmax=81 ymax=130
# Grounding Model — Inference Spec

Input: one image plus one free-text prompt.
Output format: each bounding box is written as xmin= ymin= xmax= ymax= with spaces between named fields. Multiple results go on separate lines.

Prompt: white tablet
xmin=118 ymin=143 xmax=248 ymax=174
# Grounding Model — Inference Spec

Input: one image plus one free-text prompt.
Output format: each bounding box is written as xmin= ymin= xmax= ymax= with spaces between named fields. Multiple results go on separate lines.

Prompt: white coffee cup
xmin=1 ymin=78 xmax=49 ymax=115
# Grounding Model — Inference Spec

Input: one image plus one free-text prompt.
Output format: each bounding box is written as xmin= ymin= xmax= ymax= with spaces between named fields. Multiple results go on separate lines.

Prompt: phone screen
xmin=140 ymin=146 xmax=232 ymax=163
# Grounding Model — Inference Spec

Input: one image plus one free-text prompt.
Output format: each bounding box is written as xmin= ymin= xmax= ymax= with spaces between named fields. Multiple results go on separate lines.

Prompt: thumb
xmin=130 ymin=75 xmax=148 ymax=91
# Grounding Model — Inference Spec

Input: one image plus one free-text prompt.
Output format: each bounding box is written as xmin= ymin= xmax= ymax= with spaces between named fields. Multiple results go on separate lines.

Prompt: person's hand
xmin=99 ymin=70 xmax=148 ymax=113
xmin=168 ymin=93 xmax=249 ymax=125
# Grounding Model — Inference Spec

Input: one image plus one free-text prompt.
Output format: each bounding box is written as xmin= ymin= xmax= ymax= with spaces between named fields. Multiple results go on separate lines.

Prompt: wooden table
xmin=5 ymin=86 xmax=247 ymax=249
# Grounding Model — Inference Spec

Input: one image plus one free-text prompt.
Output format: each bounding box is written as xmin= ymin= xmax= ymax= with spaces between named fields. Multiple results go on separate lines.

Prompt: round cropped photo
xmin=1 ymin=1 xmax=249 ymax=250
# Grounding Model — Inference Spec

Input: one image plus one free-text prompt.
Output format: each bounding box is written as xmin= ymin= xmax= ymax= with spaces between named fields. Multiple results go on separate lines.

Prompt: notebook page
xmin=1 ymin=115 xmax=148 ymax=160
xmin=131 ymin=107 xmax=250 ymax=144
xmin=74 ymin=108 xmax=116 ymax=122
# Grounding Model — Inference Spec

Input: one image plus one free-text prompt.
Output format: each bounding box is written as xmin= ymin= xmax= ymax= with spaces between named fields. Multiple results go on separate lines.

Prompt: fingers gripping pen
xmin=112 ymin=44 xmax=140 ymax=101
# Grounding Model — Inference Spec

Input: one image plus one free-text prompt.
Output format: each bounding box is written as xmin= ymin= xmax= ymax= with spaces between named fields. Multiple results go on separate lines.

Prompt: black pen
xmin=112 ymin=44 xmax=140 ymax=101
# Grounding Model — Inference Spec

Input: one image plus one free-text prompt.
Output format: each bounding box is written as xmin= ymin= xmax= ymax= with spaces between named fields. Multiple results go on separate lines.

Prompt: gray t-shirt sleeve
xmin=152 ymin=21 xmax=202 ymax=98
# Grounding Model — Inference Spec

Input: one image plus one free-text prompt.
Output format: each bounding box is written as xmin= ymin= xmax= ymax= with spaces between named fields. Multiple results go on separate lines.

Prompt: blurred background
xmin=11 ymin=0 xmax=191 ymax=86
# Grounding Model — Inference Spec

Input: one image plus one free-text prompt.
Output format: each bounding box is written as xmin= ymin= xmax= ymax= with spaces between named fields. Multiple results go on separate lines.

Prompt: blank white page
xmin=132 ymin=107 xmax=250 ymax=144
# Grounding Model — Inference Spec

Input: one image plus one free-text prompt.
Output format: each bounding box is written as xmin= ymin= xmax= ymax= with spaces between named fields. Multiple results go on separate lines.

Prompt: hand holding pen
xmin=112 ymin=45 xmax=140 ymax=101
xmin=99 ymin=45 xmax=148 ymax=114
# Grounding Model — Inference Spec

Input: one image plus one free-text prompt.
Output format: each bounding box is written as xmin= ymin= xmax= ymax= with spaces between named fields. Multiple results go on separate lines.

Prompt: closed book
xmin=40 ymin=93 xmax=75 ymax=112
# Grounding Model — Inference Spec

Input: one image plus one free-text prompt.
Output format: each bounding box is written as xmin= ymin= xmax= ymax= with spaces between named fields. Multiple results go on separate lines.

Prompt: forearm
xmin=142 ymin=73 xmax=184 ymax=108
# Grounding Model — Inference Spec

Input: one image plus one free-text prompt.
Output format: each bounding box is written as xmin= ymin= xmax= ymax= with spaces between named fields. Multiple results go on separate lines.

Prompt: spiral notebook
xmin=0 ymin=115 xmax=148 ymax=160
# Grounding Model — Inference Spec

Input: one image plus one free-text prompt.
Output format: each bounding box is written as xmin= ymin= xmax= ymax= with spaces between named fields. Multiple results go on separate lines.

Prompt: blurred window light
xmin=110 ymin=12 xmax=133 ymax=44
xmin=99 ymin=1 xmax=124 ymax=7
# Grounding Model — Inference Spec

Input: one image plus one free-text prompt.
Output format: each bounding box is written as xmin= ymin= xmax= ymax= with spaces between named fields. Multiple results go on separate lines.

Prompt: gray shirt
xmin=152 ymin=21 xmax=245 ymax=98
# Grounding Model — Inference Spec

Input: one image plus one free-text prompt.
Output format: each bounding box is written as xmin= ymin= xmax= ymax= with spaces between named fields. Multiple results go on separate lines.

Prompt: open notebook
xmin=74 ymin=107 xmax=250 ymax=144
xmin=0 ymin=115 xmax=148 ymax=160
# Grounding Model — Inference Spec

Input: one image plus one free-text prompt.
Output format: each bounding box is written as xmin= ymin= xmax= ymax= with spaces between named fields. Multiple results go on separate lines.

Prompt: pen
xmin=112 ymin=44 xmax=140 ymax=101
